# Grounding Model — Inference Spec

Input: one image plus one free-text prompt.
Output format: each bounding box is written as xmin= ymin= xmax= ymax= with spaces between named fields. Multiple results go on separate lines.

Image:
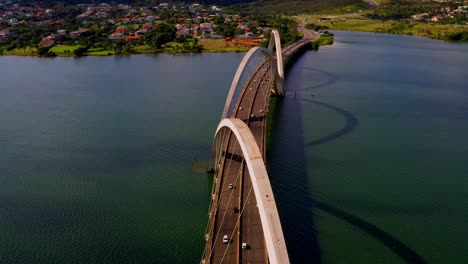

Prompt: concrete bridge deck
xmin=203 ymin=30 xmax=316 ymax=264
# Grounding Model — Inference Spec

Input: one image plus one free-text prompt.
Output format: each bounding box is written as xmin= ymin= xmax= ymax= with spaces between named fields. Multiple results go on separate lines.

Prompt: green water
xmin=0 ymin=31 xmax=467 ymax=263
xmin=270 ymin=31 xmax=467 ymax=263
xmin=0 ymin=54 xmax=243 ymax=263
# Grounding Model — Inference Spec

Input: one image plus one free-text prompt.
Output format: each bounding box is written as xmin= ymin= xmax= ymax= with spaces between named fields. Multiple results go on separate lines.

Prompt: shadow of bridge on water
xmin=268 ymin=56 xmax=426 ymax=263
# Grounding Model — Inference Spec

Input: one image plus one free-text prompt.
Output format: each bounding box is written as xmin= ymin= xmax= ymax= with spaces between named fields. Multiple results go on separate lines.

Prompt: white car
xmin=242 ymin=242 xmax=248 ymax=249
xmin=229 ymin=183 xmax=234 ymax=189
xmin=223 ymin=235 xmax=229 ymax=244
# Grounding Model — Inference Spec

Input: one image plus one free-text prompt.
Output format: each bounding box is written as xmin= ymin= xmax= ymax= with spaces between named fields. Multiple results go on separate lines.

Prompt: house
xmin=136 ymin=29 xmax=147 ymax=35
xmin=244 ymin=32 xmax=256 ymax=38
xmin=95 ymin=12 xmax=108 ymax=18
xmin=190 ymin=4 xmax=201 ymax=12
xmin=0 ymin=29 xmax=11 ymax=37
xmin=212 ymin=6 xmax=222 ymax=13
xmin=412 ymin=13 xmax=430 ymax=20
xmin=108 ymin=33 xmax=124 ymax=41
xmin=40 ymin=36 xmax=55 ymax=46
xmin=70 ymin=31 xmax=80 ymax=38
xmin=57 ymin=29 xmax=67 ymax=35
xmin=0 ymin=29 xmax=10 ymax=44
xmin=119 ymin=4 xmax=131 ymax=10
xmin=114 ymin=26 xmax=127 ymax=34
xmin=176 ymin=24 xmax=191 ymax=37
xmin=142 ymin=23 xmax=152 ymax=30
xmin=125 ymin=35 xmax=142 ymax=41
xmin=9 ymin=18 xmax=19 ymax=26
xmin=70 ymin=28 xmax=91 ymax=38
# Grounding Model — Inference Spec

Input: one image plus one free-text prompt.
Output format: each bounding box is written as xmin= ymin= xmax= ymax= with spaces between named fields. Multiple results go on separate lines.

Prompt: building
xmin=40 ymin=36 xmax=55 ymax=46
xmin=0 ymin=29 xmax=11 ymax=37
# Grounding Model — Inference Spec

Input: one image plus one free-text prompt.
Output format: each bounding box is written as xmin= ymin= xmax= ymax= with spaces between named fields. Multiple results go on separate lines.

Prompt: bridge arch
xmin=222 ymin=30 xmax=286 ymax=119
xmin=222 ymin=47 xmax=281 ymax=119
xmin=214 ymin=118 xmax=290 ymax=264
xmin=268 ymin=29 xmax=284 ymax=94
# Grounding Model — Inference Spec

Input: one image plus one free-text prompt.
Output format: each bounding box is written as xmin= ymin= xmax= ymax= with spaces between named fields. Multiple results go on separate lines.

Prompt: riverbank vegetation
xmin=310 ymin=31 xmax=334 ymax=50
xmin=230 ymin=0 xmax=367 ymax=15
xmin=0 ymin=1 xmax=304 ymax=57
xmin=1 ymin=0 xmax=465 ymax=57
xmin=296 ymin=0 xmax=467 ymax=42
xmin=304 ymin=18 xmax=468 ymax=42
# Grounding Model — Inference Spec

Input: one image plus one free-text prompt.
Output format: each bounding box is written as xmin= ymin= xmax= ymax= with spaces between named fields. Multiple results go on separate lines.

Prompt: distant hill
xmin=225 ymin=0 xmax=369 ymax=15
xmin=22 ymin=0 xmax=369 ymax=15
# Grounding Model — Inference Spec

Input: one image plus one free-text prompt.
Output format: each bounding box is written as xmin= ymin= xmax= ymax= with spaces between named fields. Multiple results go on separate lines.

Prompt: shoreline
xmin=0 ymin=48 xmax=250 ymax=57
xmin=0 ymin=39 xmax=254 ymax=57
xmin=2 ymin=29 xmax=464 ymax=58
xmin=327 ymin=25 xmax=468 ymax=42
xmin=297 ymin=15 xmax=468 ymax=42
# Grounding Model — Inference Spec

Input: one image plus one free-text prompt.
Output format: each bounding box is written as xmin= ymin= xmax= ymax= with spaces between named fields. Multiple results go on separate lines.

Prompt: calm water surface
xmin=270 ymin=31 xmax=467 ymax=264
xmin=0 ymin=32 xmax=467 ymax=263
xmin=0 ymin=53 xmax=243 ymax=263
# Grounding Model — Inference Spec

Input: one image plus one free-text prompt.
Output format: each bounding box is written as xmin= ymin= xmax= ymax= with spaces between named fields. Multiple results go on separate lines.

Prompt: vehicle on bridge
xmin=222 ymin=235 xmax=229 ymax=244
xmin=202 ymin=28 xmax=313 ymax=264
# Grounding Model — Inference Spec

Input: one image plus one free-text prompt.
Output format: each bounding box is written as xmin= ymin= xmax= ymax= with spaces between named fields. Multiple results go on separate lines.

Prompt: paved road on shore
xmin=297 ymin=21 xmax=320 ymax=41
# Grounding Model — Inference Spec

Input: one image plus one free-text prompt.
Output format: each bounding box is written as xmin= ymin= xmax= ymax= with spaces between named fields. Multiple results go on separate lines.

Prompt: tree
xmin=73 ymin=46 xmax=88 ymax=57
xmin=144 ymin=23 xmax=176 ymax=49
xmin=37 ymin=46 xmax=56 ymax=57
xmin=216 ymin=23 xmax=235 ymax=37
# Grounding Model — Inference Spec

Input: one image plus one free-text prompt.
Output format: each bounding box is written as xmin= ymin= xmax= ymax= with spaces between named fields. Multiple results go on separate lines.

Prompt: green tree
xmin=73 ymin=46 xmax=88 ymax=57
xmin=37 ymin=46 xmax=56 ymax=57
xmin=144 ymin=23 xmax=176 ymax=49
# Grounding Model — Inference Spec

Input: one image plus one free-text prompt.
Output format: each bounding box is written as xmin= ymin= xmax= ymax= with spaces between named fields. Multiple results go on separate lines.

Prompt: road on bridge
xmin=203 ymin=30 xmax=316 ymax=264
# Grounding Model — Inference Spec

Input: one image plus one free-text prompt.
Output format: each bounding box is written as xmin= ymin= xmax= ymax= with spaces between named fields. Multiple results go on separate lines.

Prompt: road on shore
xmin=297 ymin=22 xmax=320 ymax=41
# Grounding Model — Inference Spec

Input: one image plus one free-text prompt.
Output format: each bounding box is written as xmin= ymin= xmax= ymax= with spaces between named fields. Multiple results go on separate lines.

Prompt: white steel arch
xmin=214 ymin=118 xmax=290 ymax=264
xmin=268 ymin=29 xmax=284 ymax=94
xmin=222 ymin=46 xmax=283 ymax=119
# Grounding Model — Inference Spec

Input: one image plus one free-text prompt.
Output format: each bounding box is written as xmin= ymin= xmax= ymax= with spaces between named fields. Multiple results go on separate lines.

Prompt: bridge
xmin=202 ymin=28 xmax=316 ymax=264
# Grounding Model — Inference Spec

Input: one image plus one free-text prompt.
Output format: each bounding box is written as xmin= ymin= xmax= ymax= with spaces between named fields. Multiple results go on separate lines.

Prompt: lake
xmin=269 ymin=31 xmax=467 ymax=264
xmin=0 ymin=32 xmax=466 ymax=263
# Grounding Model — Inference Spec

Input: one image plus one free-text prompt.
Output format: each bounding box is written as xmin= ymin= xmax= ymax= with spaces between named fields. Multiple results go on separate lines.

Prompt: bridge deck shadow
xmin=269 ymin=53 xmax=426 ymax=263
xmin=267 ymin=55 xmax=322 ymax=263
xmin=302 ymin=98 xmax=359 ymax=147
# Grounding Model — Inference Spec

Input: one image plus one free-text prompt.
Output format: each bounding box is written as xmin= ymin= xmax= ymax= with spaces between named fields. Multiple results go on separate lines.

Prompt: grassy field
xmin=0 ymin=40 xmax=254 ymax=57
xmin=322 ymin=19 xmax=468 ymax=41
xmin=233 ymin=0 xmax=366 ymax=15
xmin=3 ymin=47 xmax=37 ymax=56
xmin=198 ymin=39 xmax=252 ymax=53
xmin=49 ymin=45 xmax=80 ymax=56
xmin=312 ymin=35 xmax=334 ymax=48
xmin=86 ymin=48 xmax=114 ymax=56
xmin=133 ymin=45 xmax=156 ymax=54
xmin=297 ymin=13 xmax=468 ymax=41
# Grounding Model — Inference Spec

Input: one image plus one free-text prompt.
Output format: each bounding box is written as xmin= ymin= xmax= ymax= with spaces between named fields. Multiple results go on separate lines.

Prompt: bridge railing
xmin=203 ymin=28 xmax=314 ymax=264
